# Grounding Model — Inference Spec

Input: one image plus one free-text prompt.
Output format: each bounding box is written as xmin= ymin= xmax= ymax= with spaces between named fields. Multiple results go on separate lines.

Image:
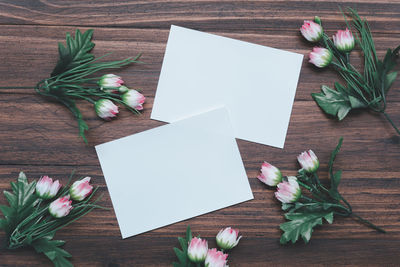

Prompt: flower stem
xmin=383 ymin=112 xmax=400 ymax=135
xmin=351 ymin=213 xmax=386 ymax=233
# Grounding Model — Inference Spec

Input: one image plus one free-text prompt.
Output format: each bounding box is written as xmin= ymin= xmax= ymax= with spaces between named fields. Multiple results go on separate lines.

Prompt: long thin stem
xmin=383 ymin=112 xmax=400 ymax=135
xmin=351 ymin=213 xmax=386 ymax=233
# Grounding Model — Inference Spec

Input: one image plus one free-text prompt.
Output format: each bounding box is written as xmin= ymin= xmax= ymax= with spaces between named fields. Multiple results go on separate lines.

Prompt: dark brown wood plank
xmin=0 ymin=0 xmax=399 ymax=35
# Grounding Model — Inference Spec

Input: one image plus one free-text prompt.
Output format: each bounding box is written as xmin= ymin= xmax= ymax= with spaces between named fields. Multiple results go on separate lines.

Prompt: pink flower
xmin=275 ymin=176 xmax=301 ymax=203
xmin=257 ymin=162 xmax=282 ymax=186
xmin=49 ymin=195 xmax=73 ymax=218
xmin=98 ymin=74 xmax=124 ymax=90
xmin=309 ymin=47 xmax=332 ymax=68
xmin=69 ymin=177 xmax=93 ymax=201
xmin=36 ymin=176 xmax=61 ymax=199
xmin=122 ymin=89 xmax=145 ymax=110
xmin=300 ymin=20 xmax=323 ymax=42
xmin=333 ymin=28 xmax=355 ymax=52
xmin=297 ymin=149 xmax=319 ymax=172
xmin=216 ymin=227 xmax=242 ymax=250
xmin=94 ymin=99 xmax=119 ymax=120
xmin=187 ymin=237 xmax=208 ymax=263
xmin=205 ymin=248 xmax=228 ymax=267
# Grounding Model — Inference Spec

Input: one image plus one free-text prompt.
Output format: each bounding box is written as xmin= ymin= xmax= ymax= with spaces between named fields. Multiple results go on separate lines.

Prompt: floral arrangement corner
xmin=0 ymin=171 xmax=105 ymax=266
xmin=257 ymin=137 xmax=385 ymax=244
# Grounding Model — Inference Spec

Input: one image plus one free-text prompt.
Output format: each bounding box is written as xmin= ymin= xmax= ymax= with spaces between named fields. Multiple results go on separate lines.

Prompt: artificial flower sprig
xmin=300 ymin=8 xmax=400 ymax=135
xmin=257 ymin=137 xmax=385 ymax=244
xmin=34 ymin=29 xmax=145 ymax=143
xmin=173 ymin=225 xmax=241 ymax=267
xmin=0 ymin=171 xmax=104 ymax=267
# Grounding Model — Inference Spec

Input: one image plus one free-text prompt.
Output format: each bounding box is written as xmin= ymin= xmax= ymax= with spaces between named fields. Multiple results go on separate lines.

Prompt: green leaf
xmin=0 ymin=172 xmax=38 ymax=238
xmin=172 ymin=226 xmax=194 ymax=267
xmin=186 ymin=225 xmax=192 ymax=243
xmin=51 ymin=29 xmax=95 ymax=77
xmin=280 ymin=212 xmax=334 ymax=244
xmin=349 ymin=95 xmax=367 ymax=109
xmin=328 ymin=137 xmax=343 ymax=187
xmin=385 ymin=71 xmax=398 ymax=91
xmin=32 ymin=234 xmax=73 ymax=267
xmin=312 ymin=85 xmax=352 ymax=121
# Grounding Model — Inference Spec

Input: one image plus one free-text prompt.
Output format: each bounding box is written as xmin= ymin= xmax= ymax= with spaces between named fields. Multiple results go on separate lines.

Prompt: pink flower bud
xmin=333 ymin=28 xmax=355 ymax=53
xmin=94 ymin=99 xmax=119 ymax=120
xmin=275 ymin=176 xmax=301 ymax=203
xmin=49 ymin=195 xmax=73 ymax=218
xmin=257 ymin=162 xmax=282 ymax=186
xmin=216 ymin=227 xmax=242 ymax=250
xmin=187 ymin=237 xmax=208 ymax=263
xmin=122 ymin=89 xmax=145 ymax=110
xmin=300 ymin=20 xmax=323 ymax=42
xmin=98 ymin=74 xmax=124 ymax=90
xmin=69 ymin=177 xmax=93 ymax=201
xmin=309 ymin=47 xmax=332 ymax=68
xmin=36 ymin=176 xmax=61 ymax=199
xmin=297 ymin=149 xmax=319 ymax=173
xmin=205 ymin=248 xmax=228 ymax=267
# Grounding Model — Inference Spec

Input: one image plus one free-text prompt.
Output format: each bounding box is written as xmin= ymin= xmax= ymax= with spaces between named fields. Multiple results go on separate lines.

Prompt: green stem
xmin=351 ymin=213 xmax=386 ymax=233
xmin=383 ymin=112 xmax=400 ymax=135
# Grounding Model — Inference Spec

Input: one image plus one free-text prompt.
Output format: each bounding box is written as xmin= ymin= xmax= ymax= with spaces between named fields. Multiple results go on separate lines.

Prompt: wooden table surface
xmin=0 ymin=1 xmax=399 ymax=266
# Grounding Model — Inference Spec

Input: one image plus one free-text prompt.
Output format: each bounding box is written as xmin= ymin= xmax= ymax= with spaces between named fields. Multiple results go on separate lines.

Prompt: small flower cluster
xmin=257 ymin=138 xmax=385 ymax=244
xmin=300 ymin=17 xmax=355 ymax=68
xmin=95 ymin=74 xmax=146 ymax=120
xmin=257 ymin=149 xmax=319 ymax=203
xmin=36 ymin=175 xmax=93 ymax=218
xmin=174 ymin=226 xmax=242 ymax=267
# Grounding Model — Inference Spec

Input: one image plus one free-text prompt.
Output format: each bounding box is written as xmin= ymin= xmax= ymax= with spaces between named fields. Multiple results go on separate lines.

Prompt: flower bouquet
xmin=173 ymin=226 xmax=242 ymax=267
xmin=33 ymin=29 xmax=146 ymax=143
xmin=257 ymin=138 xmax=385 ymax=244
xmin=300 ymin=8 xmax=399 ymax=134
xmin=0 ymin=171 xmax=103 ymax=266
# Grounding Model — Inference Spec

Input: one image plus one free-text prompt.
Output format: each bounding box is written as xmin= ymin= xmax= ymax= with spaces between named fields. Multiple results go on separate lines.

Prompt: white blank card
xmin=95 ymin=108 xmax=253 ymax=238
xmin=151 ymin=25 xmax=303 ymax=148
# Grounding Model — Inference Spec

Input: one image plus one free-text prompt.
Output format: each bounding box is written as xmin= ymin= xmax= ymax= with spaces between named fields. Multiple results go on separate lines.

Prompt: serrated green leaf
xmin=32 ymin=235 xmax=73 ymax=267
xmin=312 ymin=86 xmax=352 ymax=121
xmin=178 ymin=237 xmax=188 ymax=252
xmin=51 ymin=29 xmax=95 ymax=77
xmin=280 ymin=212 xmax=333 ymax=244
xmin=0 ymin=173 xmax=38 ymax=237
xmin=173 ymin=247 xmax=187 ymax=265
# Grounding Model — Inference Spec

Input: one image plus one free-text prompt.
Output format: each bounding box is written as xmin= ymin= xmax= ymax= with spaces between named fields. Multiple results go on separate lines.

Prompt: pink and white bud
xmin=36 ymin=176 xmax=61 ymax=199
xmin=69 ymin=177 xmax=93 ymax=201
xmin=309 ymin=47 xmax=332 ymax=68
xmin=205 ymin=248 xmax=228 ymax=267
xmin=94 ymin=99 xmax=119 ymax=120
xmin=122 ymin=89 xmax=145 ymax=110
xmin=187 ymin=237 xmax=208 ymax=263
xmin=257 ymin=162 xmax=282 ymax=186
xmin=275 ymin=176 xmax=301 ymax=204
xmin=216 ymin=227 xmax=242 ymax=250
xmin=297 ymin=149 xmax=319 ymax=173
xmin=49 ymin=195 xmax=73 ymax=218
xmin=300 ymin=20 xmax=323 ymax=42
xmin=98 ymin=74 xmax=124 ymax=90
xmin=333 ymin=28 xmax=355 ymax=53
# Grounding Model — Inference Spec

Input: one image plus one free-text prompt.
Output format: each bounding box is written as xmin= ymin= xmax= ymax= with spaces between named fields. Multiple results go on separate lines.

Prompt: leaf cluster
xmin=173 ymin=225 xmax=195 ymax=267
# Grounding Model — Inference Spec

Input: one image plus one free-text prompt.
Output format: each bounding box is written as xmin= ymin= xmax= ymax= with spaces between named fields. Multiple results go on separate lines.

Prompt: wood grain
xmin=0 ymin=1 xmax=399 ymax=266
